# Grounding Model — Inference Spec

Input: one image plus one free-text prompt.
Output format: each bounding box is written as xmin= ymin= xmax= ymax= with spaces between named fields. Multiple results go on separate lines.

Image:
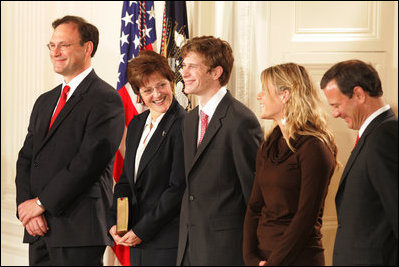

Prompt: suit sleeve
xmin=108 ymin=116 xmax=138 ymax=230
xmin=231 ymin=112 xmax=263 ymax=204
xmin=108 ymin=151 xmax=133 ymax=230
xmin=38 ymin=90 xmax=125 ymax=216
xmin=15 ymin=96 xmax=44 ymax=210
xmin=367 ymin=122 xmax=398 ymax=239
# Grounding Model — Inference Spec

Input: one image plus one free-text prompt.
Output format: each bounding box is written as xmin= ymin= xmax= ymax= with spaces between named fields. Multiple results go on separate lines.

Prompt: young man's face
xmin=181 ymin=52 xmax=216 ymax=97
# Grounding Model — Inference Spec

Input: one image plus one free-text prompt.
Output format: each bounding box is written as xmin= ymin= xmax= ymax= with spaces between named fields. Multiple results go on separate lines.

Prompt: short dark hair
xmin=127 ymin=50 xmax=174 ymax=95
xmin=181 ymin=36 xmax=234 ymax=86
xmin=320 ymin=59 xmax=383 ymax=98
xmin=52 ymin=15 xmax=99 ymax=57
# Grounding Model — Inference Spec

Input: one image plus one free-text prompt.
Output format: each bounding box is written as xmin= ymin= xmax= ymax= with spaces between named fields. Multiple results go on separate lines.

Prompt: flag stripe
xmin=112 ymin=150 xmax=124 ymax=183
xmin=118 ymin=86 xmax=138 ymax=126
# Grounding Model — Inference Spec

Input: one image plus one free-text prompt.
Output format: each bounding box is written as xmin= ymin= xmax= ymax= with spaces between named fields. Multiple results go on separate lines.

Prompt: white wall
xmin=2 ymin=1 xmax=398 ymax=266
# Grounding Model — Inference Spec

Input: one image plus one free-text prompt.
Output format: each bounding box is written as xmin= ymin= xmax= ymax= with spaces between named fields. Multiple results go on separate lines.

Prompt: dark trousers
xmin=29 ymin=237 xmax=105 ymax=266
xmin=130 ymin=246 xmax=178 ymax=266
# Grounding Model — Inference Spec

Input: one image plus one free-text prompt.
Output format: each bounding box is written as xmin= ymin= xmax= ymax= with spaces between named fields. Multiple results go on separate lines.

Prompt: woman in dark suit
xmin=108 ymin=50 xmax=186 ymax=266
xmin=243 ymin=63 xmax=338 ymax=266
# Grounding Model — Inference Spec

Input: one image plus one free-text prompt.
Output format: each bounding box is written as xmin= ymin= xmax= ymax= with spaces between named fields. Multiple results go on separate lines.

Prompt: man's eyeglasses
xmin=46 ymin=43 xmax=78 ymax=52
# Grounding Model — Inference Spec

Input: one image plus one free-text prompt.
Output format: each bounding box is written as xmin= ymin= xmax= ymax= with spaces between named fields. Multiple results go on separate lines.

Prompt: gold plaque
xmin=116 ymin=197 xmax=129 ymax=236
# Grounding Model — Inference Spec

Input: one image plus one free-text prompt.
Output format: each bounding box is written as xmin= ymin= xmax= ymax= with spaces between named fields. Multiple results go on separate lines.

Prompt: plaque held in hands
xmin=116 ymin=197 xmax=129 ymax=236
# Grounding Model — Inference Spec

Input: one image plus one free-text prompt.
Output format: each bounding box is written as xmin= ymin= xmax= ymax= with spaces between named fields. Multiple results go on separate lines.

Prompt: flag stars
xmin=121 ymin=12 xmax=133 ymax=26
xmin=133 ymin=35 xmax=140 ymax=49
xmin=120 ymin=53 xmax=126 ymax=64
xmin=120 ymin=31 xmax=130 ymax=46
xmin=147 ymin=5 xmax=155 ymax=21
xmin=144 ymin=26 xmax=153 ymax=38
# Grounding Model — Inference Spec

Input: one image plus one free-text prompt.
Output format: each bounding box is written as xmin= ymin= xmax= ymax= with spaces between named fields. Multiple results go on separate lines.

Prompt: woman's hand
xmin=109 ymin=225 xmax=142 ymax=247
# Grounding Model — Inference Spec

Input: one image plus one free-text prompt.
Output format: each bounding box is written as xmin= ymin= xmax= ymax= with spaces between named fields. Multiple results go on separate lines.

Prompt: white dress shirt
xmin=134 ymin=112 xmax=165 ymax=183
xmin=52 ymin=66 xmax=93 ymax=116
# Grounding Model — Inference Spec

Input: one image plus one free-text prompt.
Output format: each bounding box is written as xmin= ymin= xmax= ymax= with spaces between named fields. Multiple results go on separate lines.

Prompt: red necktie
xmin=49 ymin=85 xmax=70 ymax=130
xmin=354 ymin=134 xmax=359 ymax=148
xmin=198 ymin=111 xmax=208 ymax=147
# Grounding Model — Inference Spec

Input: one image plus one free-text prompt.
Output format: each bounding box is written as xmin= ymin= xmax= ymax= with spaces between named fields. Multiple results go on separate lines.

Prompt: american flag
xmin=112 ymin=1 xmax=156 ymax=266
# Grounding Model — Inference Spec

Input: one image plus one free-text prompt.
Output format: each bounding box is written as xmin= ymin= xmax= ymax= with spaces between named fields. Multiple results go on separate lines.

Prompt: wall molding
xmin=293 ymin=1 xmax=380 ymax=42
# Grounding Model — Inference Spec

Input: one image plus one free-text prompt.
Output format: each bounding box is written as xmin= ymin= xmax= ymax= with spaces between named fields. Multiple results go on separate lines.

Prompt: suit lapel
xmin=36 ymin=86 xmax=62 ymax=146
xmin=190 ymin=92 xmax=231 ymax=170
xmin=135 ymin=98 xmax=180 ymax=183
xmin=125 ymin=111 xmax=147 ymax=194
xmin=337 ymin=109 xmax=397 ymax=197
xmin=37 ymin=70 xmax=96 ymax=154
xmin=46 ymin=91 xmax=83 ymax=135
xmin=185 ymin=106 xmax=199 ymax=164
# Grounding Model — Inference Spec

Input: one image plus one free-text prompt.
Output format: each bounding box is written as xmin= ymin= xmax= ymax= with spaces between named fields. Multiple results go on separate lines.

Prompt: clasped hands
xmin=17 ymin=197 xmax=48 ymax=237
xmin=109 ymin=225 xmax=142 ymax=247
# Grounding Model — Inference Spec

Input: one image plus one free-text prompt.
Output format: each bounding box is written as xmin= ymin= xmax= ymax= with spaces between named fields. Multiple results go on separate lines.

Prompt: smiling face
xmin=140 ymin=72 xmax=174 ymax=120
xmin=257 ymin=78 xmax=284 ymax=122
xmin=323 ymin=80 xmax=361 ymax=130
xmin=49 ymin=23 xmax=91 ymax=83
xmin=181 ymin=52 xmax=216 ymax=97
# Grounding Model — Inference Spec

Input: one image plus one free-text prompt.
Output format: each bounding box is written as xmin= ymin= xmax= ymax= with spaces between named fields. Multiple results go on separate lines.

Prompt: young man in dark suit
xmin=15 ymin=15 xmax=124 ymax=265
xmin=321 ymin=59 xmax=398 ymax=266
xmin=176 ymin=36 xmax=263 ymax=266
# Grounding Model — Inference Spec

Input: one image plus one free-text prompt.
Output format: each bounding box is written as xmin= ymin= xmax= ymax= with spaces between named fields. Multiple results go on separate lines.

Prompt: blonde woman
xmin=243 ymin=63 xmax=338 ymax=266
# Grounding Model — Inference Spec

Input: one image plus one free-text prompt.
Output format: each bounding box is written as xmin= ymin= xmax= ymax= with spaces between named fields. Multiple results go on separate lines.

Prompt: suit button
xmin=189 ymin=195 xmax=195 ymax=201
xmin=33 ymin=161 xmax=39 ymax=167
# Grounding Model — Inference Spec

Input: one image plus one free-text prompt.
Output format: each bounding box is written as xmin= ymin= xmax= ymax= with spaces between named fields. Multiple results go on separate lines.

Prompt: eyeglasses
xmin=140 ymin=82 xmax=170 ymax=96
xmin=46 ymin=43 xmax=78 ymax=52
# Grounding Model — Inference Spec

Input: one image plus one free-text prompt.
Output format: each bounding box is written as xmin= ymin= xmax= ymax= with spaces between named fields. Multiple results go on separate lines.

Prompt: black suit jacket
xmin=15 ymin=70 xmax=125 ymax=247
xmin=108 ymin=98 xmax=186 ymax=254
xmin=176 ymin=91 xmax=263 ymax=265
xmin=333 ymin=108 xmax=398 ymax=266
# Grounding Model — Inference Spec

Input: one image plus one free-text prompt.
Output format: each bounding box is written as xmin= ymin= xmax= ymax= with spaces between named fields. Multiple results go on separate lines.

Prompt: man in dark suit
xmin=176 ymin=36 xmax=263 ymax=266
xmin=321 ymin=59 xmax=398 ymax=266
xmin=15 ymin=15 xmax=124 ymax=265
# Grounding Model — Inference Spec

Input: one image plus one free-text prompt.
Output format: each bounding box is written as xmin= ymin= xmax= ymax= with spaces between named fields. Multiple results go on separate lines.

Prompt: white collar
xmin=62 ymin=66 xmax=93 ymax=100
xmin=199 ymin=86 xmax=227 ymax=120
xmin=145 ymin=112 xmax=165 ymax=128
xmin=358 ymin=104 xmax=390 ymax=137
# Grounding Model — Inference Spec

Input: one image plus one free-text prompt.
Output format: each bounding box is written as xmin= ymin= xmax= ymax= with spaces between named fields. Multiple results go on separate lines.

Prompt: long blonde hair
xmin=261 ymin=63 xmax=338 ymax=163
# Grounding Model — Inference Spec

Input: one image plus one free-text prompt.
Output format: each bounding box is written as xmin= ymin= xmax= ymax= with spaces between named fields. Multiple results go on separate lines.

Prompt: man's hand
xmin=25 ymin=215 xmax=49 ymax=237
xmin=18 ymin=197 xmax=45 ymax=226
xmin=109 ymin=225 xmax=142 ymax=247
